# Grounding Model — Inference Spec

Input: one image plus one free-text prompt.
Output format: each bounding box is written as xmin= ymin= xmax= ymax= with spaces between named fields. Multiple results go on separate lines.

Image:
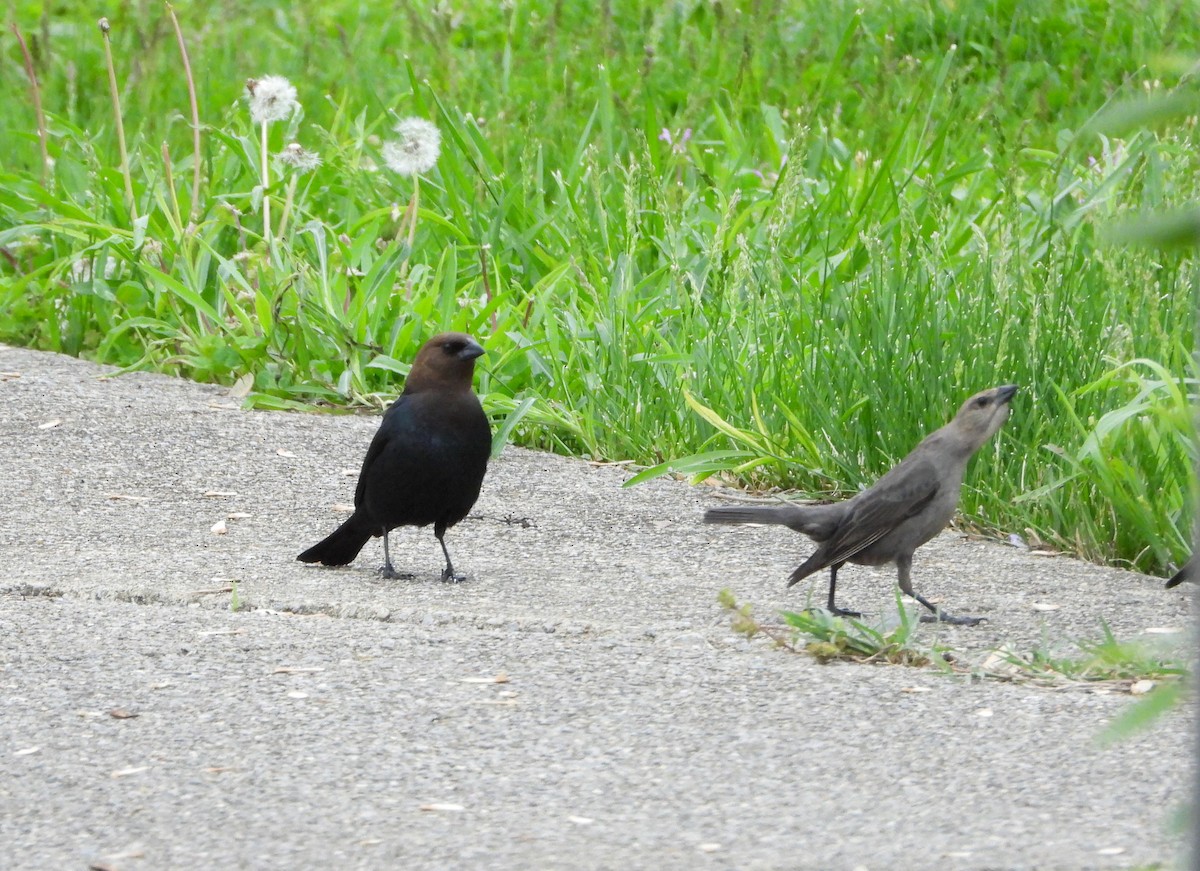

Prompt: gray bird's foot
xmin=817 ymin=607 xmax=862 ymax=619
xmin=441 ymin=568 xmax=467 ymax=583
xmin=378 ymin=565 xmax=415 ymax=580
xmin=919 ymin=612 xmax=986 ymax=626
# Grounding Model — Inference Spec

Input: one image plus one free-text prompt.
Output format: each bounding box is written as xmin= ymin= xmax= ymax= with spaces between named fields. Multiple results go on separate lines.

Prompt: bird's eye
xmin=974 ymin=397 xmax=990 ymax=407
xmin=444 ymin=340 xmax=465 ymax=354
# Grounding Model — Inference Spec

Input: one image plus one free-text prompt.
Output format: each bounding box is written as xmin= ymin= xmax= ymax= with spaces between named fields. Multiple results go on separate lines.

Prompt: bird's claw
xmin=811 ymin=607 xmax=863 ymax=619
xmin=378 ymin=565 xmax=415 ymax=580
xmin=441 ymin=570 xmax=467 ymax=583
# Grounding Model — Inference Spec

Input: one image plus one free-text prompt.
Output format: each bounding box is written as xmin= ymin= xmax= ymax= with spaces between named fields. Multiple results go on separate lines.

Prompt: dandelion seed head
xmin=279 ymin=143 xmax=322 ymax=173
xmin=247 ymin=75 xmax=299 ymax=124
xmin=70 ymin=256 xmax=119 ymax=283
xmin=98 ymin=17 xmax=110 ymax=34
xmin=382 ymin=117 xmax=441 ymax=177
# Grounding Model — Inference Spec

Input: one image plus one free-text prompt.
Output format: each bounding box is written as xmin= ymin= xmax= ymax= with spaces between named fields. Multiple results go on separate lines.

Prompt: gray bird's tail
xmin=705 ymin=506 xmax=796 ymax=526
xmin=704 ymin=504 xmax=838 ymax=539
xmin=298 ymin=512 xmax=375 ymax=566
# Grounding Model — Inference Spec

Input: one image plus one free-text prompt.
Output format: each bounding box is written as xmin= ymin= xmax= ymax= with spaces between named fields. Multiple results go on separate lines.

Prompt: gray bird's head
xmin=404 ymin=332 xmax=485 ymax=394
xmin=951 ymin=384 xmax=1019 ymax=448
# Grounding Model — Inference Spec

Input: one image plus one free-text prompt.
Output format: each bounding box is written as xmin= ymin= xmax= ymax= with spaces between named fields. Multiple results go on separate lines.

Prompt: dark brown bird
xmin=298 ymin=332 xmax=491 ymax=581
xmin=705 ymin=385 xmax=1019 ymax=626
xmin=1166 ymin=554 xmax=1194 ymax=589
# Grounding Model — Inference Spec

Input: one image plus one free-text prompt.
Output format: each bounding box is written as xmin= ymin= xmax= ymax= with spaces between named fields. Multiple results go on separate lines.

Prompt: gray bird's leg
xmin=825 ymin=562 xmax=862 ymax=618
xmin=435 ymin=525 xmax=466 ymax=583
xmin=898 ymin=555 xmax=985 ymax=626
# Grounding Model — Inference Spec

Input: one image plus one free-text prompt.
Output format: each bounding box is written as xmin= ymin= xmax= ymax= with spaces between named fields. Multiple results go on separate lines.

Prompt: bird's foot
xmin=378 ymin=565 xmax=415 ymax=580
xmin=816 ymin=607 xmax=863 ymax=619
xmin=919 ymin=612 xmax=986 ymax=626
xmin=440 ymin=568 xmax=467 ymax=583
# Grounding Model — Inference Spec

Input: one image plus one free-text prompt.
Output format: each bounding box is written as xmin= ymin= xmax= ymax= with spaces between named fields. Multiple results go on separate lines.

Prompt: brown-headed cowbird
xmin=705 ymin=385 xmax=1019 ymax=626
xmin=298 ymin=332 xmax=491 ymax=581
xmin=1166 ymin=554 xmax=1194 ymax=589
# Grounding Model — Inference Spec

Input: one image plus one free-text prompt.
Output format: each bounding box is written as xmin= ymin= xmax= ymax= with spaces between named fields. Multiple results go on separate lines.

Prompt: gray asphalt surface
xmin=0 ymin=344 xmax=1192 ymax=870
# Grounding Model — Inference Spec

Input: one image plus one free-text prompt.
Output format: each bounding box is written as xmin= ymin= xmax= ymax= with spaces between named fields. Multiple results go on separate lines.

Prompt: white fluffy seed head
xmin=382 ymin=116 xmax=441 ymax=176
xmin=278 ymin=143 xmax=322 ymax=173
xmin=247 ymin=75 xmax=299 ymax=124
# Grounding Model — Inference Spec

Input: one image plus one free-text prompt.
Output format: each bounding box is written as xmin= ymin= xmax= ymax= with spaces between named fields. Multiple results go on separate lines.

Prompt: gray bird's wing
xmin=812 ymin=458 xmax=941 ymax=568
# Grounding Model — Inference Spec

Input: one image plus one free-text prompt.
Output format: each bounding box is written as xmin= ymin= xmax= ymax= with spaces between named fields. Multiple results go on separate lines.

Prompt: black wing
xmin=352 ymin=395 xmax=410 ymax=508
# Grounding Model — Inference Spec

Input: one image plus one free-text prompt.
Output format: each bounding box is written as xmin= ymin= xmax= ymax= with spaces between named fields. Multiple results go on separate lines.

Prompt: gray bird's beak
xmin=460 ymin=340 xmax=486 ymax=361
xmin=995 ymin=384 xmax=1019 ymax=403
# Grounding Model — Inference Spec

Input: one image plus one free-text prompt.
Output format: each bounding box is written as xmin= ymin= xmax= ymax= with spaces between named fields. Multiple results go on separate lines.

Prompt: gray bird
xmin=705 ymin=385 xmax=1019 ymax=626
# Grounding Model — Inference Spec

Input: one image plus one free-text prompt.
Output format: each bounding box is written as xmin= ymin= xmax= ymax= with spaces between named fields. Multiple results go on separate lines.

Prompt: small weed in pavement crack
xmin=2 ymin=583 xmax=65 ymax=600
xmin=719 ymin=589 xmax=1189 ymax=693
xmin=470 ymin=512 xmax=536 ymax=528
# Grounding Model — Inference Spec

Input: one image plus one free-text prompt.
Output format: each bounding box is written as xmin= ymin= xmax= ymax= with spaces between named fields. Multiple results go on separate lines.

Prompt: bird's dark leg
xmin=378 ymin=528 xmax=401 ymax=579
xmin=435 ymin=525 xmax=466 ymax=583
xmin=898 ymin=556 xmax=985 ymax=626
xmin=825 ymin=562 xmax=862 ymax=618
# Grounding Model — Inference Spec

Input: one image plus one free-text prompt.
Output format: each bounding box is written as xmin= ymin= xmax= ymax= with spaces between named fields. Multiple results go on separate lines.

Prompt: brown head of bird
xmin=404 ymin=332 xmax=486 ymax=395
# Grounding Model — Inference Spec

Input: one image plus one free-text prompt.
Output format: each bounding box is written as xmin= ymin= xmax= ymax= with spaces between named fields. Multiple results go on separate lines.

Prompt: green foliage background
xmin=1 ymin=0 xmax=1197 ymax=572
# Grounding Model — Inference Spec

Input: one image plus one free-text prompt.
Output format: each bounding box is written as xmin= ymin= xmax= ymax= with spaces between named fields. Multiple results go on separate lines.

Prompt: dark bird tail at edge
xmin=298 ymin=512 xmax=375 ymax=566
xmin=1166 ymin=555 xmax=1195 ymax=588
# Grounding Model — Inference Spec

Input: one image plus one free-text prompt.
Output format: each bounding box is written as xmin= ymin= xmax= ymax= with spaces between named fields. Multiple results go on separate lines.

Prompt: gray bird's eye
xmin=974 ymin=397 xmax=989 ymax=407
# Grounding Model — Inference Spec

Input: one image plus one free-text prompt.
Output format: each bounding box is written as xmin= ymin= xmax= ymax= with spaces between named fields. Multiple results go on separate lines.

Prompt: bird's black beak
xmin=995 ymin=384 xmax=1019 ymax=404
xmin=459 ymin=340 xmax=485 ymax=361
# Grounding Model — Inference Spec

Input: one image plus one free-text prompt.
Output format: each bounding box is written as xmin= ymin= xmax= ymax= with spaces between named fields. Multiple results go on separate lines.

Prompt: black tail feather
xmin=1166 ymin=555 xmax=1194 ymax=589
xmin=298 ymin=512 xmax=375 ymax=566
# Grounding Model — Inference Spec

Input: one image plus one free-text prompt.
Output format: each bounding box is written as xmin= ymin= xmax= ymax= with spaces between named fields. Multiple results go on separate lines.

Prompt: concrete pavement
xmin=0 ymin=344 xmax=1191 ymax=869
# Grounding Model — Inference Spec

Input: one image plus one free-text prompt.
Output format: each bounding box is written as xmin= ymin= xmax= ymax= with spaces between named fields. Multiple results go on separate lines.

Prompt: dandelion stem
xmin=261 ymin=121 xmax=272 ymax=248
xmin=162 ymin=141 xmax=181 ymax=230
xmin=396 ymin=178 xmax=420 ymax=298
xmin=99 ymin=18 xmax=137 ymax=219
xmin=166 ymin=3 xmax=202 ymax=221
xmin=479 ymin=243 xmax=497 ymax=332
xmin=11 ymin=23 xmax=50 ymax=187
xmin=405 ymin=177 xmax=421 ymax=254
xmin=277 ymin=174 xmax=299 ymax=240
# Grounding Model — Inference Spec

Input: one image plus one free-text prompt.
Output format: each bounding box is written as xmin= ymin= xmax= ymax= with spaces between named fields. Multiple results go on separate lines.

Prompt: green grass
xmin=989 ymin=621 xmax=1188 ymax=685
xmin=719 ymin=587 xmax=942 ymax=666
xmin=719 ymin=590 xmax=1189 ymax=690
xmin=1 ymin=0 xmax=1197 ymax=574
